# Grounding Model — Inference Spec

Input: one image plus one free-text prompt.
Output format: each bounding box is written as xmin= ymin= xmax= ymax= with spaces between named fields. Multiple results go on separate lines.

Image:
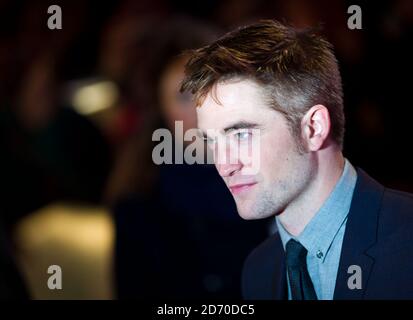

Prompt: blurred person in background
xmin=0 ymin=1 xmax=114 ymax=297
xmin=0 ymin=50 xmax=112 ymax=230
xmin=0 ymin=48 xmax=114 ymax=298
xmin=105 ymin=17 xmax=272 ymax=299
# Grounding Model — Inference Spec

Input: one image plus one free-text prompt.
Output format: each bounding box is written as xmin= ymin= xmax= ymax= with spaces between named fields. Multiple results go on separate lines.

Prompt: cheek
xmin=237 ymin=139 xmax=261 ymax=174
xmin=259 ymin=131 xmax=298 ymax=179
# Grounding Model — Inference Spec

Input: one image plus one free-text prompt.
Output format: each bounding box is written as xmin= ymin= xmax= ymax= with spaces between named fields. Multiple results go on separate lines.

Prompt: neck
xmin=277 ymin=148 xmax=345 ymax=237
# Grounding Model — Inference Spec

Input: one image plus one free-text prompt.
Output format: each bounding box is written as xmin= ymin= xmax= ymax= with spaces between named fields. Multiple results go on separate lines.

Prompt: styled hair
xmin=180 ymin=19 xmax=345 ymax=148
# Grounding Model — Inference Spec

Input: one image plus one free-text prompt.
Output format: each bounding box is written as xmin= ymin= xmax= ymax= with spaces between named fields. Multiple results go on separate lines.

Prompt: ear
xmin=301 ymin=104 xmax=331 ymax=151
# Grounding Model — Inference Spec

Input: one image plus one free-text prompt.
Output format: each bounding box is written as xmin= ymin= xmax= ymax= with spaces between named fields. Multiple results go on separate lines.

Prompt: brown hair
xmin=181 ymin=19 xmax=345 ymax=148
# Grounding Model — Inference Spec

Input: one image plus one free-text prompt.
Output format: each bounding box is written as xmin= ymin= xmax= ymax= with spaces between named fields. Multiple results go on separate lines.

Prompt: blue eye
xmin=236 ymin=131 xmax=251 ymax=141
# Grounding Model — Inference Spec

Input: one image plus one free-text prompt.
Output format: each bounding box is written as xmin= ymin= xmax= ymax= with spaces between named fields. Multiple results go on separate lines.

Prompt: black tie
xmin=285 ymin=239 xmax=318 ymax=300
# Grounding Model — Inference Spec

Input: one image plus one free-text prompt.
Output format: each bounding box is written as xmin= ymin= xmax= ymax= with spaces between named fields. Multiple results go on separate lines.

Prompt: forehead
xmin=196 ymin=79 xmax=272 ymax=131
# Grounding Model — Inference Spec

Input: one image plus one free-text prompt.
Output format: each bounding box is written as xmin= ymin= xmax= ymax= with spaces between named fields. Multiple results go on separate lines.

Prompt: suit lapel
xmin=333 ymin=168 xmax=384 ymax=299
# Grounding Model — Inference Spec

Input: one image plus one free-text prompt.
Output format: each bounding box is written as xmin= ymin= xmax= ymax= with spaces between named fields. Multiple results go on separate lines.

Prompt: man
xmin=180 ymin=20 xmax=413 ymax=300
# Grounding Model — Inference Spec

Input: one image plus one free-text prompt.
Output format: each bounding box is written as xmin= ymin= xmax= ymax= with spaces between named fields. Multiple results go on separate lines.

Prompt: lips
xmin=229 ymin=182 xmax=257 ymax=195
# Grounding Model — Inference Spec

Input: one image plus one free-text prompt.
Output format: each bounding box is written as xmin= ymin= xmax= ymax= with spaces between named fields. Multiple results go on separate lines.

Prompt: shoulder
xmin=355 ymin=168 xmax=413 ymax=229
xmin=366 ymin=187 xmax=413 ymax=297
xmin=382 ymin=187 xmax=413 ymax=210
xmin=378 ymin=187 xmax=413 ymax=238
xmin=356 ymin=170 xmax=413 ymax=258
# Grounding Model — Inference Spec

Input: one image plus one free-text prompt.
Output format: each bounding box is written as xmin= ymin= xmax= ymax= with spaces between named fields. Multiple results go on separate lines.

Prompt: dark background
xmin=0 ymin=0 xmax=412 ymax=299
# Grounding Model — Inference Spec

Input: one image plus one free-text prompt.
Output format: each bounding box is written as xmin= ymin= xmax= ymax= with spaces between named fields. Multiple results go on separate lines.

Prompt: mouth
xmin=229 ymin=182 xmax=257 ymax=195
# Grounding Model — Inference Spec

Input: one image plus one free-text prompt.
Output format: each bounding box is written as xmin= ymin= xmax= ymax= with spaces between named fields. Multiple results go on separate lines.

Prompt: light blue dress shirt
xmin=275 ymin=159 xmax=357 ymax=300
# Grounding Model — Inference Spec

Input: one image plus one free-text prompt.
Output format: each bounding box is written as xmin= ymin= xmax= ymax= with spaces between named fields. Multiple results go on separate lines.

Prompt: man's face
xmin=197 ymin=79 xmax=314 ymax=220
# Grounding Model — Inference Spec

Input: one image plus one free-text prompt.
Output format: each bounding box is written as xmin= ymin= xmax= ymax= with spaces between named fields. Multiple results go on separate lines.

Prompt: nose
xmin=215 ymin=163 xmax=242 ymax=178
xmin=215 ymin=146 xmax=242 ymax=177
xmin=216 ymin=162 xmax=242 ymax=177
xmin=213 ymin=137 xmax=242 ymax=177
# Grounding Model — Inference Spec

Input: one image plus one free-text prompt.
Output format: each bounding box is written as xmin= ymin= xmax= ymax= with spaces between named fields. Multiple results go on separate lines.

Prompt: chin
xmin=236 ymin=205 xmax=261 ymax=220
xmin=236 ymin=198 xmax=277 ymax=220
xmin=237 ymin=211 xmax=258 ymax=220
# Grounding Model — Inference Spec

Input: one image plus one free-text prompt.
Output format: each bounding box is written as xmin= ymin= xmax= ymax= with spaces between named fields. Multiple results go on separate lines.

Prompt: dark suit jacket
xmin=242 ymin=168 xmax=413 ymax=300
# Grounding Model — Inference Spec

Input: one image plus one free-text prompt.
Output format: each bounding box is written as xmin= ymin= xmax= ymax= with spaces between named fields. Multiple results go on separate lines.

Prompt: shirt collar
xmin=276 ymin=159 xmax=357 ymax=262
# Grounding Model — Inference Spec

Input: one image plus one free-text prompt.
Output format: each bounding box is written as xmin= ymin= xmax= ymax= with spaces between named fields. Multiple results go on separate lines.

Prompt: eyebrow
xmin=199 ymin=121 xmax=261 ymax=140
xmin=223 ymin=121 xmax=261 ymax=133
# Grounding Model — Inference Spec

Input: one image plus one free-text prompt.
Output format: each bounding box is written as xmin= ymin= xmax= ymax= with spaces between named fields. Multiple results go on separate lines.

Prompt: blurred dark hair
xmin=105 ymin=17 xmax=222 ymax=203
xmin=124 ymin=16 xmax=221 ymax=116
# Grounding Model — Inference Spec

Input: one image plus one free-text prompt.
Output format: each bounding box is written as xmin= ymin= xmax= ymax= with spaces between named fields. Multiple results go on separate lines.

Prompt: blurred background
xmin=0 ymin=0 xmax=412 ymax=299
